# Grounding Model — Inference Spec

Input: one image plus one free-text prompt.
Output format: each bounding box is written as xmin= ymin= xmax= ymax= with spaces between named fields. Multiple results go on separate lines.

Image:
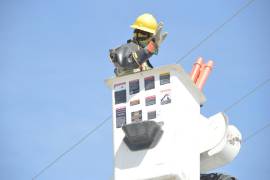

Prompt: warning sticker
xmin=160 ymin=73 xmax=170 ymax=85
xmin=129 ymin=79 xmax=140 ymax=95
xmin=131 ymin=110 xmax=142 ymax=122
xmin=145 ymin=95 xmax=156 ymax=106
xmin=160 ymin=89 xmax=171 ymax=105
xmin=114 ymin=82 xmax=126 ymax=91
xmin=116 ymin=107 xmax=126 ymax=128
xmin=114 ymin=89 xmax=126 ymax=104
xmin=144 ymin=76 xmax=155 ymax=90
xmin=130 ymin=99 xmax=140 ymax=106
xmin=147 ymin=111 xmax=156 ymax=120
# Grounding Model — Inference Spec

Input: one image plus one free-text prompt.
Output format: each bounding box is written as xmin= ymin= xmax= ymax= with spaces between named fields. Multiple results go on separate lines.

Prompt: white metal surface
xmin=105 ymin=64 xmax=241 ymax=180
xmin=200 ymin=125 xmax=242 ymax=173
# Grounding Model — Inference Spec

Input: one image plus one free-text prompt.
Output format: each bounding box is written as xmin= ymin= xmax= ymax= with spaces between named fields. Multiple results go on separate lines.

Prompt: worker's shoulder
xmin=126 ymin=39 xmax=135 ymax=44
xmin=116 ymin=39 xmax=140 ymax=50
xmin=126 ymin=39 xmax=140 ymax=47
xmin=111 ymin=40 xmax=139 ymax=58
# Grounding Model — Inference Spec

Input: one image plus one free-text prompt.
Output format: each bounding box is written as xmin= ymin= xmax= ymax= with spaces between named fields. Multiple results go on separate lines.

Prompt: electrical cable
xmin=242 ymin=122 xmax=270 ymax=144
xmin=32 ymin=115 xmax=111 ymax=180
xmin=222 ymin=78 xmax=270 ymax=144
xmin=175 ymin=0 xmax=256 ymax=64
xmin=224 ymin=78 xmax=270 ymax=113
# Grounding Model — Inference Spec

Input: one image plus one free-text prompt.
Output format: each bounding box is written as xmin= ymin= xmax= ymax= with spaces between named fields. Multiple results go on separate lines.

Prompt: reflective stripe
xmin=132 ymin=52 xmax=141 ymax=67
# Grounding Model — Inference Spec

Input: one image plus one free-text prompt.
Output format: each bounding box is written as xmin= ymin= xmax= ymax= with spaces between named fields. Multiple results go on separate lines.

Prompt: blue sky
xmin=1 ymin=0 xmax=270 ymax=179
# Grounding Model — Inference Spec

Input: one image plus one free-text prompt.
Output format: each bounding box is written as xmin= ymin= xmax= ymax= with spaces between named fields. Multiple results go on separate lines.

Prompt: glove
xmin=146 ymin=22 xmax=168 ymax=54
xmin=146 ymin=41 xmax=157 ymax=54
xmin=152 ymin=22 xmax=168 ymax=47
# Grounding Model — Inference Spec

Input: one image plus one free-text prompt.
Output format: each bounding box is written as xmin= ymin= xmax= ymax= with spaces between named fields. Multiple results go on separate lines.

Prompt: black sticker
xmin=114 ymin=90 xmax=126 ymax=104
xmin=116 ymin=107 xmax=126 ymax=128
xmin=131 ymin=110 xmax=142 ymax=122
xmin=145 ymin=96 xmax=156 ymax=106
xmin=144 ymin=76 xmax=155 ymax=90
xmin=160 ymin=73 xmax=170 ymax=85
xmin=148 ymin=111 xmax=156 ymax=120
xmin=129 ymin=80 xmax=140 ymax=95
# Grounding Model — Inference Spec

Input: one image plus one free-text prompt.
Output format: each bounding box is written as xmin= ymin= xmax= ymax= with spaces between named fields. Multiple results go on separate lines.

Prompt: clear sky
xmin=1 ymin=0 xmax=270 ymax=180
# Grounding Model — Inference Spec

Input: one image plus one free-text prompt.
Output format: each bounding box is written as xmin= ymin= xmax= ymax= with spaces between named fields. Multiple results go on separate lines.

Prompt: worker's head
xmin=131 ymin=13 xmax=158 ymax=46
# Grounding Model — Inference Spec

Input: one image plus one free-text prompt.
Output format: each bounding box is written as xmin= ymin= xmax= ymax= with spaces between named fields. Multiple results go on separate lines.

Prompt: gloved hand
xmin=152 ymin=22 xmax=168 ymax=47
xmin=146 ymin=22 xmax=168 ymax=54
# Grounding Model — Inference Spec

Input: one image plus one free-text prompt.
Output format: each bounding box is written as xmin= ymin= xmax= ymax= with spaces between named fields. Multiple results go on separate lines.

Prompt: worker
xmin=109 ymin=13 xmax=167 ymax=76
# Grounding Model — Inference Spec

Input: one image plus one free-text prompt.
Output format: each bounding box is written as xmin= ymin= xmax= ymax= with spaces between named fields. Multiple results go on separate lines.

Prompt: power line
xmin=32 ymin=115 xmax=111 ymax=180
xmin=222 ymin=78 xmax=270 ymax=144
xmin=175 ymin=0 xmax=256 ymax=64
xmin=224 ymin=78 xmax=270 ymax=113
xmin=242 ymin=122 xmax=270 ymax=144
xmin=221 ymin=77 xmax=270 ymax=144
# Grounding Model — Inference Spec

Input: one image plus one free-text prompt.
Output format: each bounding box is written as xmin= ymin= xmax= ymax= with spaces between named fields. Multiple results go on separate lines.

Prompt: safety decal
xmin=131 ymin=110 xmax=142 ymax=122
xmin=160 ymin=72 xmax=170 ymax=85
xmin=114 ymin=82 xmax=126 ymax=91
xmin=145 ymin=95 xmax=156 ymax=106
xmin=130 ymin=99 xmax=140 ymax=106
xmin=116 ymin=107 xmax=126 ymax=128
xmin=144 ymin=76 xmax=155 ymax=90
xmin=114 ymin=89 xmax=126 ymax=104
xmin=147 ymin=111 xmax=156 ymax=120
xmin=160 ymin=89 xmax=171 ymax=105
xmin=129 ymin=79 xmax=140 ymax=95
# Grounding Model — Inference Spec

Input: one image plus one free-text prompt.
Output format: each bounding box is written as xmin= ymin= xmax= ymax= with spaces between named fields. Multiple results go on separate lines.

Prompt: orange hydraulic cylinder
xmin=190 ymin=57 xmax=204 ymax=83
xmin=196 ymin=60 xmax=214 ymax=91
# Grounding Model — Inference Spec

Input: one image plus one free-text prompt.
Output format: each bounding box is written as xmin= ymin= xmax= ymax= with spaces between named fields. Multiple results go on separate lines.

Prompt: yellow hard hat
xmin=130 ymin=13 xmax=158 ymax=34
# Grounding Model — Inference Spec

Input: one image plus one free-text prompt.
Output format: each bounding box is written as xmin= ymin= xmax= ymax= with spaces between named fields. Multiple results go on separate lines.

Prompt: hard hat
xmin=130 ymin=13 xmax=158 ymax=34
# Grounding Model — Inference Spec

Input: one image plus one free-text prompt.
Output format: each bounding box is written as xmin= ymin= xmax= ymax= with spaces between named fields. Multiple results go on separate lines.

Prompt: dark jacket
xmin=109 ymin=39 xmax=154 ymax=76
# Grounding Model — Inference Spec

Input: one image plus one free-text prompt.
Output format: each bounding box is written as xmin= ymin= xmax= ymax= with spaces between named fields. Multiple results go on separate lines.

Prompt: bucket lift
xmin=105 ymin=62 xmax=241 ymax=180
